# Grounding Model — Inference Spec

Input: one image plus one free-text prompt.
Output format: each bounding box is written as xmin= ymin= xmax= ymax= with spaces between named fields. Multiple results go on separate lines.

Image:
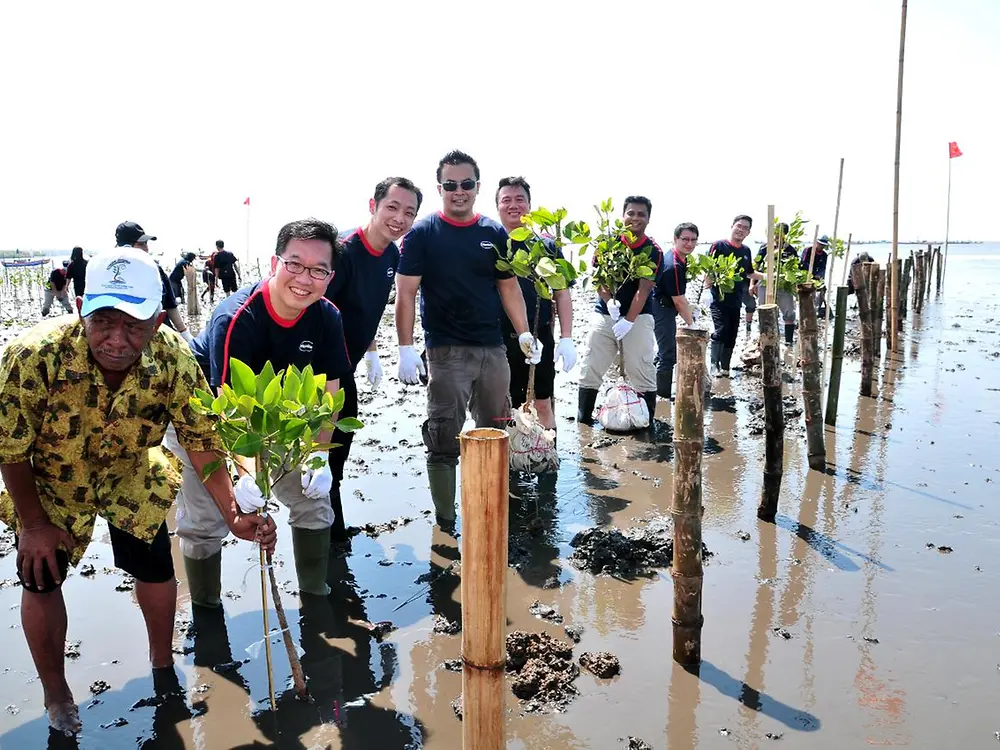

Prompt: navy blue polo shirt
xmin=397 ymin=212 xmax=512 ymax=348
xmin=800 ymin=246 xmax=828 ymax=280
xmin=655 ymin=248 xmax=688 ymax=307
xmin=593 ymin=235 xmax=663 ymax=316
xmin=501 ymin=237 xmax=566 ymax=333
xmin=191 ymin=280 xmax=352 ymax=388
xmin=708 ymin=240 xmax=753 ymax=307
xmin=325 ymin=227 xmax=400 ymax=371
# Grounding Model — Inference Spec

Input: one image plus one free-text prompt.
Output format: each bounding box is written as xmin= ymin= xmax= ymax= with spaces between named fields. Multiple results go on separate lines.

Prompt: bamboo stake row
xmin=824 ymin=287 xmax=849 ymax=426
xmin=757 ymin=305 xmax=784 ymax=520
xmin=852 ymin=263 xmax=875 ymax=397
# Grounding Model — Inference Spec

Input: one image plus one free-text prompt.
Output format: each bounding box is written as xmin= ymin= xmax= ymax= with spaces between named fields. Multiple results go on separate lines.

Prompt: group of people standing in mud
xmin=0 ymin=147 xmax=833 ymax=736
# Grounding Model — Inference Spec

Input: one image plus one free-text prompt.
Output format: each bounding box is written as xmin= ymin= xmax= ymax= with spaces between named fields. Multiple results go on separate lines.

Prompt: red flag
xmin=949 ymin=142 xmax=962 ymax=159
xmin=244 ymin=197 xmax=251 ymax=205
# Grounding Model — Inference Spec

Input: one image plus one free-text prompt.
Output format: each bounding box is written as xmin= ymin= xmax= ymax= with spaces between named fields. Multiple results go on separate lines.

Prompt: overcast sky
xmin=1 ymin=0 xmax=996 ymax=258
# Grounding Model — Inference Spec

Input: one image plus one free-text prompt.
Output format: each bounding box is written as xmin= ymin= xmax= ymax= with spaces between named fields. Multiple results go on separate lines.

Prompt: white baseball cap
xmin=81 ymin=247 xmax=163 ymax=320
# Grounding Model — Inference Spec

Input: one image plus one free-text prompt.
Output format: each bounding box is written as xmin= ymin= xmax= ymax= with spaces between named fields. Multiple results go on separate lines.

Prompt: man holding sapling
xmin=706 ymin=214 xmax=761 ymax=377
xmin=751 ymin=222 xmax=800 ymax=347
xmin=578 ymin=195 xmax=662 ymax=424
xmin=801 ymin=234 xmax=830 ymax=316
xmin=324 ymin=176 xmax=422 ymax=542
xmin=174 ymin=219 xmax=352 ymax=601
xmin=496 ymin=175 xmax=576 ymax=430
xmin=0 ymin=247 xmax=277 ymax=736
xmin=395 ymin=150 xmax=540 ymax=528
xmin=652 ymin=223 xmax=700 ymax=402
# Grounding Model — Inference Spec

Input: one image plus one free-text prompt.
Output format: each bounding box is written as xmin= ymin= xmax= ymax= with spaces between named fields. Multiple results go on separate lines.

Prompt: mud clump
xmin=433 ymin=615 xmax=461 ymax=635
xmin=564 ymin=624 xmax=584 ymax=643
xmin=569 ymin=519 xmax=712 ymax=579
xmin=624 ymin=738 xmax=652 ymax=750
xmin=354 ymin=517 xmax=414 ymax=539
xmin=579 ymin=651 xmax=621 ymax=678
xmin=90 ymin=680 xmax=111 ymax=695
xmin=442 ymin=659 xmax=462 ymax=672
xmin=505 ymin=631 xmax=579 ymax=713
xmin=529 ymin=600 xmax=563 ymax=624
xmin=0 ymin=529 xmax=15 ymax=558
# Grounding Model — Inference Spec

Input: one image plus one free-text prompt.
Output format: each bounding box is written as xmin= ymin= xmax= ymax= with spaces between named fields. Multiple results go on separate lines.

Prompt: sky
xmin=1 ymin=0 xmax=997 ymax=260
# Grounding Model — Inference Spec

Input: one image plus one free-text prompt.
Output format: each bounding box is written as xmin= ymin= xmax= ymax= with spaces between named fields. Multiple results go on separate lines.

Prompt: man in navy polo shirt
xmin=324 ymin=176 xmax=422 ymax=542
xmin=751 ymin=222 xmax=800 ymax=346
xmin=707 ymin=215 xmax=761 ymax=377
xmin=801 ymin=234 xmax=830 ymax=316
xmin=578 ymin=195 xmax=663 ymax=426
xmin=496 ymin=176 xmax=576 ymax=431
xmin=652 ymin=223 xmax=700 ymax=402
xmin=395 ymin=150 xmax=539 ymax=528
xmin=170 ymin=218 xmax=353 ymax=603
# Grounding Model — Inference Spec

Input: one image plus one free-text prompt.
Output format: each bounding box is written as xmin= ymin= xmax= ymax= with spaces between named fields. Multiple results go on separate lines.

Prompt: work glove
xmin=234 ymin=475 xmax=267 ymax=515
xmin=180 ymin=329 xmax=195 ymax=346
xmin=554 ymin=337 xmax=577 ymax=372
xmin=518 ymin=332 xmax=543 ymax=365
xmin=364 ymin=351 xmax=383 ymax=390
xmin=612 ymin=318 xmax=634 ymax=341
xmin=691 ymin=307 xmax=701 ymax=324
xmin=606 ymin=299 xmax=622 ymax=322
xmin=300 ymin=452 xmax=333 ymax=500
xmin=398 ymin=345 xmax=426 ymax=385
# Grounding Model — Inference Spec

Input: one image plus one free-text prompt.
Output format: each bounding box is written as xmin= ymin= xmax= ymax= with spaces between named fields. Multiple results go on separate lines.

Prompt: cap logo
xmin=107 ymin=258 xmax=131 ymax=286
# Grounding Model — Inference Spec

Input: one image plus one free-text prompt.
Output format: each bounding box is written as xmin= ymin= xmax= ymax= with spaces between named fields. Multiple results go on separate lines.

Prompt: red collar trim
xmin=438 ymin=211 xmax=481 ymax=227
xmin=673 ymin=248 xmax=688 ymax=264
xmin=622 ymin=233 xmax=648 ymax=250
xmin=263 ymin=279 xmax=305 ymax=328
xmin=357 ymin=227 xmax=385 ymax=257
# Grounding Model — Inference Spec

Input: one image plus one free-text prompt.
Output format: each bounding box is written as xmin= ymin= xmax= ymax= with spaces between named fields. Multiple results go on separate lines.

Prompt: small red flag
xmin=949 ymin=142 xmax=962 ymax=159
xmin=244 ymin=197 xmax=251 ymax=205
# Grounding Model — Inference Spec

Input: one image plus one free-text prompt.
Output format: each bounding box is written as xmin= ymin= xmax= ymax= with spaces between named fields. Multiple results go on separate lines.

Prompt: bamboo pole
xmin=874 ymin=268 xmax=886 ymax=363
xmin=889 ymin=0 xmax=908 ymax=352
xmin=943 ymin=152 xmax=953 ymax=283
xmin=268 ymin=565 xmax=307 ymax=698
xmin=185 ymin=264 xmax=200 ymax=318
xmin=824 ymin=287 xmax=849 ymax=425
xmin=839 ymin=233 xmax=854 ymax=287
xmin=460 ymin=427 xmax=509 ymax=750
xmin=672 ymin=327 xmax=707 ymax=665
xmin=913 ymin=252 xmax=923 ymax=315
xmin=853 ymin=263 xmax=874 ymax=397
xmin=822 ymin=160 xmax=845 ymax=405
xmin=934 ymin=246 xmax=943 ymax=294
xmin=798 ymin=285 xmax=826 ymax=471
xmin=892 ymin=259 xmax=903 ymax=335
xmin=259 ymin=545 xmax=277 ymax=712
xmin=901 ymin=256 xmax=912 ymax=317
xmin=766 ymin=205 xmax=776 ymax=306
xmin=806 ymin=225 xmax=820 ymax=280
xmin=757 ymin=305 xmax=783 ymax=521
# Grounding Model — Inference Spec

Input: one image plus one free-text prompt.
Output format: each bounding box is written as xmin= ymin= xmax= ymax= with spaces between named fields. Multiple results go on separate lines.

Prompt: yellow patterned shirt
xmin=0 ymin=317 xmax=221 ymax=565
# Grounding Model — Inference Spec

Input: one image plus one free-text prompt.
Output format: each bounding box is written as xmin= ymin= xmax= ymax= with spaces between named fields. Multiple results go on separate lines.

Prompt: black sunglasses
xmin=440 ymin=178 xmax=477 ymax=192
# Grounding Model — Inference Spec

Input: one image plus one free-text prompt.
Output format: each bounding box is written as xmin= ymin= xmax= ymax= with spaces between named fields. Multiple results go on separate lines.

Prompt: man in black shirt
xmin=41 ymin=261 xmax=73 ymax=316
xmin=750 ymin=223 xmax=800 ymax=346
xmin=169 ymin=252 xmax=197 ymax=303
xmin=212 ymin=240 xmax=240 ymax=296
xmin=707 ymin=215 xmax=761 ymax=377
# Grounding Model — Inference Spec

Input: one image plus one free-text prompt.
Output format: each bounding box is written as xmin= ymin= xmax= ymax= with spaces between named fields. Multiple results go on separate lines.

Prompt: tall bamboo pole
xmin=874 ymin=268 xmax=886 ymax=363
xmin=460 ymin=427 xmax=509 ymax=750
xmin=672 ymin=328 xmax=707 ymax=665
xmin=766 ymin=205 xmax=776 ymax=306
xmin=853 ymin=263 xmax=874 ymax=397
xmin=824 ymin=287 xmax=849 ymax=426
xmin=806 ymin=225 xmax=821 ymax=280
xmin=798 ymin=286 xmax=826 ymax=471
xmin=934 ymin=246 xmax=943 ymax=294
xmin=822 ymin=159 xmax=845 ymax=405
xmin=185 ymin=263 xmax=200 ymax=318
xmin=901 ymin=256 xmax=912 ymax=318
xmin=840 ymin=233 xmax=854 ymax=287
xmin=889 ymin=0 xmax=909 ymax=352
xmin=943 ymin=152 xmax=953 ymax=283
xmin=757 ymin=305 xmax=783 ymax=521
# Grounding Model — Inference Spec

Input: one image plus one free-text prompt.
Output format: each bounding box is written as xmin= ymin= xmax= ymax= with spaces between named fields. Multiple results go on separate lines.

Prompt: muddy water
xmin=1 ymin=249 xmax=999 ymax=748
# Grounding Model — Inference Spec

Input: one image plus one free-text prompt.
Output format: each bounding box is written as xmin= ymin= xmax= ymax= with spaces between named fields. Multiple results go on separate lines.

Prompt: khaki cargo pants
xmin=581 ymin=312 xmax=657 ymax=393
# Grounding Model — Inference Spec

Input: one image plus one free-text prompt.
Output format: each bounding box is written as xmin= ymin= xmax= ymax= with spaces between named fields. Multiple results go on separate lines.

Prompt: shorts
xmin=220 ymin=273 xmax=238 ymax=294
xmin=505 ymin=324 xmax=556 ymax=405
xmin=15 ymin=522 xmax=174 ymax=594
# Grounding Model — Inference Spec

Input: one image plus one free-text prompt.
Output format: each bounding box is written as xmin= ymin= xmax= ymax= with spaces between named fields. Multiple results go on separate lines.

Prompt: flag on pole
xmin=948 ymin=142 xmax=962 ymax=159
xmin=244 ymin=197 xmax=251 ymax=205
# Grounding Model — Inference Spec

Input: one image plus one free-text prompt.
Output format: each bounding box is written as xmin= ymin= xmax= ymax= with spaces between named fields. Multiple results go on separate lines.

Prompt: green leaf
xmin=200 ymin=459 xmax=223 ymax=481
xmin=189 ymin=396 xmax=210 ymax=415
xmin=299 ymin=366 xmax=316 ymax=405
xmin=194 ymin=388 xmax=215 ymax=409
xmin=533 ymin=279 xmax=552 ymax=300
xmin=229 ymin=358 xmax=256 ymax=399
xmin=211 ymin=394 xmax=227 ymax=414
xmin=237 ymin=394 xmax=256 ymax=418
xmin=636 ymin=265 xmax=655 ymax=279
xmin=232 ymin=432 xmax=263 ymax=457
xmin=250 ymin=405 xmax=265 ymax=432
xmin=335 ymin=417 xmax=364 ymax=432
xmin=255 ymin=361 xmax=276 ymax=401
xmin=262 ymin=376 xmax=281 ymax=406
xmin=496 ymin=259 xmax=512 ymax=272
xmin=330 ymin=387 xmax=345 ymax=414
xmin=282 ymin=369 xmax=301 ymax=403
xmin=509 ymin=227 xmax=532 ymax=242
xmin=281 ymin=418 xmax=307 ymax=442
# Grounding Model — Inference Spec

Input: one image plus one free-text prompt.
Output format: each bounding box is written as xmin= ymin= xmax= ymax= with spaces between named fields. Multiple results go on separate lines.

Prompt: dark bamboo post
xmin=874 ymin=268 xmax=886 ymax=363
xmin=798 ymin=285 xmax=826 ymax=470
xmin=935 ymin=247 xmax=943 ymax=294
xmin=672 ymin=327 xmax=708 ymax=665
xmin=757 ymin=305 xmax=784 ymax=521
xmin=852 ymin=263 xmax=874 ymax=397
xmin=824 ymin=287 xmax=849 ymax=426
xmin=893 ymin=259 xmax=904 ymax=332
xmin=460 ymin=428 xmax=509 ymax=750
xmin=913 ymin=252 xmax=924 ymax=315
xmin=901 ymin=257 xmax=912 ymax=317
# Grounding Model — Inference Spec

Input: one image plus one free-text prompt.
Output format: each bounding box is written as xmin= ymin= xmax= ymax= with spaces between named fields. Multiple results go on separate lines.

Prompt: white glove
xmin=181 ymin=329 xmax=194 ymax=346
xmin=398 ymin=345 xmax=426 ymax=385
xmin=612 ymin=318 xmax=633 ymax=341
xmin=691 ymin=307 xmax=701 ymax=324
xmin=606 ymin=299 xmax=622 ymax=321
xmin=300 ymin=451 xmax=333 ymax=500
xmin=518 ymin=332 xmax=543 ymax=365
xmin=364 ymin=351 xmax=383 ymax=390
xmin=234 ymin=475 xmax=266 ymax=515
xmin=554 ymin=337 xmax=577 ymax=372
xmin=700 ymin=289 xmax=713 ymax=308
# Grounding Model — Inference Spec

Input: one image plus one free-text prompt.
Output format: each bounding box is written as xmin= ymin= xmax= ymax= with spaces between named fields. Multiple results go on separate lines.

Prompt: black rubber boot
xmin=329 ymin=485 xmax=347 ymax=544
xmin=721 ymin=346 xmax=735 ymax=374
xmin=784 ymin=323 xmax=795 ymax=345
xmin=577 ymin=387 xmax=599 ymax=425
xmin=642 ymin=392 xmax=658 ymax=424
xmin=710 ymin=339 xmax=722 ymax=375
xmin=656 ymin=369 xmax=673 ymax=400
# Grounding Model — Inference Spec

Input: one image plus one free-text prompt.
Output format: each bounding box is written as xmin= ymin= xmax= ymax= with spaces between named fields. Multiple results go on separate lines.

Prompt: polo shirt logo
xmin=480 ymin=241 xmax=497 ymax=251
xmin=386 ymin=268 xmax=395 ymax=279
xmin=299 ymin=340 xmax=314 ymax=353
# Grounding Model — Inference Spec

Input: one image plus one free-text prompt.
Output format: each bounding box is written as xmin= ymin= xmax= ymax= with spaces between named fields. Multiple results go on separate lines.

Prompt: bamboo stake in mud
xmin=901 ymin=256 xmax=912 ymax=317
xmin=823 ymin=159 xmax=845 ymax=393
xmin=672 ymin=328 xmax=708 ymax=665
xmin=766 ymin=205 xmax=775 ymax=306
xmin=824 ymin=287 xmax=850 ymax=426
xmin=259 ymin=544 xmax=277 ymax=712
xmin=806 ymin=225 xmax=821 ymax=280
xmin=184 ymin=263 xmax=199 ymax=318
xmin=912 ymin=252 xmax=923 ymax=315
xmin=875 ymin=268 xmax=887 ymax=363
xmin=268 ymin=565 xmax=307 ymax=698
xmin=840 ymin=233 xmax=854 ymax=287
xmin=757 ymin=305 xmax=784 ymax=520
xmin=853 ymin=263 xmax=875 ymax=397
xmin=798 ymin=285 xmax=826 ymax=471
xmin=460 ymin=427 xmax=509 ymax=750
xmin=889 ymin=0 xmax=908 ymax=352
xmin=935 ymin=246 xmax=943 ymax=294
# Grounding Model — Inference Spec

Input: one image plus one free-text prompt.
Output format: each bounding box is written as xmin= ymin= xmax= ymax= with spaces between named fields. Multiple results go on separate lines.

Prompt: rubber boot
xmin=183 ymin=551 xmax=222 ymax=609
xmin=784 ymin=323 xmax=795 ymax=346
xmin=329 ymin=484 xmax=347 ymax=544
xmin=291 ymin=527 xmax=331 ymax=596
xmin=642 ymin=392 xmax=658 ymax=425
xmin=721 ymin=346 xmax=735 ymax=376
xmin=710 ymin=340 xmax=723 ymax=377
xmin=577 ymin=387 xmax=599 ymax=426
xmin=745 ymin=321 xmax=752 ymax=337
xmin=656 ymin=369 xmax=673 ymax=400
xmin=427 ymin=462 xmax=457 ymax=525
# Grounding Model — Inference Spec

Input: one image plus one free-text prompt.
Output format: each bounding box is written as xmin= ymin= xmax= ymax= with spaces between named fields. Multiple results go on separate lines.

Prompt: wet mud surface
xmin=1 ymin=250 xmax=999 ymax=748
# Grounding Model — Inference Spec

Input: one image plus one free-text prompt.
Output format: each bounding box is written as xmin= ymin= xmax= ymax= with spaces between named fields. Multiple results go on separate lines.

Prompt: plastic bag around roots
xmin=597 ymin=382 xmax=650 ymax=432
xmin=507 ymin=404 xmax=559 ymax=474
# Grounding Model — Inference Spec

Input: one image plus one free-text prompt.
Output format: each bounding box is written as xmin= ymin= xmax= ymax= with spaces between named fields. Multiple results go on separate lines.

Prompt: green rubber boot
xmin=427 ymin=462 xmax=457 ymax=524
xmin=183 ymin=551 xmax=222 ymax=609
xmin=291 ymin=527 xmax=331 ymax=596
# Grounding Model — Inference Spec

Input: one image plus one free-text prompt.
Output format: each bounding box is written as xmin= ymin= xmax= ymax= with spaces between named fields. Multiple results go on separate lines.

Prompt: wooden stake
xmin=757 ymin=305 xmax=783 ymax=521
xmin=798 ymin=285 xmax=826 ymax=471
xmin=806 ymin=225 xmax=821 ymax=280
xmin=874 ymin=268 xmax=887 ymax=363
xmin=672 ymin=327 xmax=707 ymax=665
xmin=840 ymin=233 xmax=854 ymax=287
xmin=766 ymin=205 xmax=776 ymax=306
xmin=259 ymin=544 xmax=277 ymax=712
xmin=901 ymin=256 xmax=912 ymax=318
xmin=185 ymin=263 xmax=200 ymax=318
xmin=268 ymin=564 xmax=307 ymax=699
xmin=460 ymin=427 xmax=509 ymax=750
xmin=889 ymin=0 xmax=908 ymax=352
xmin=935 ymin=246 xmax=943 ymax=294
xmin=821 ymin=160 xmax=844 ymax=404
xmin=853 ymin=263 xmax=875 ymax=397
xmin=824 ymin=287 xmax=849 ymax=426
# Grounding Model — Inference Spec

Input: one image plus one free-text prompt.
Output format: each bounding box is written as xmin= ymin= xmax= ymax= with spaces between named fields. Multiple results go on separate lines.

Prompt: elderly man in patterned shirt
xmin=0 ymin=247 xmax=277 ymax=736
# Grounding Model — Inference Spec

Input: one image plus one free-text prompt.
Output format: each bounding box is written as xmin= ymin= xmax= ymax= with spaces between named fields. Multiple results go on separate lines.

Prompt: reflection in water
xmin=666 ymin=661 xmax=701 ymax=749
xmin=509 ymin=471 xmax=563 ymax=589
xmin=739 ymin=520 xmax=778 ymax=738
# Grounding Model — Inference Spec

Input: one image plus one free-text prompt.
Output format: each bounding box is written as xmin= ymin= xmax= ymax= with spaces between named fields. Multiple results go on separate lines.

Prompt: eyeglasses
xmin=277 ymin=256 xmax=332 ymax=281
xmin=440 ymin=179 xmax=477 ymax=192
xmin=678 ymin=236 xmax=699 ymax=243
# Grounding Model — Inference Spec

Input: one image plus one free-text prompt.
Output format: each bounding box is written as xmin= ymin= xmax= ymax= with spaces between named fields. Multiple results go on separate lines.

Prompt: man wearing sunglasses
xmin=324 ymin=176 xmax=422 ymax=542
xmin=395 ymin=150 xmax=539 ymax=529
xmin=171 ymin=219 xmax=353 ymax=604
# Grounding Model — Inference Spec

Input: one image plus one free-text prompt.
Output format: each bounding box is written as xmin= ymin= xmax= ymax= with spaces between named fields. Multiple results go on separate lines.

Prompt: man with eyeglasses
xmin=324 ymin=176 xmax=422 ymax=543
xmin=395 ymin=150 xmax=539 ymax=529
xmin=173 ymin=219 xmax=353 ymax=604
xmin=652 ymin=223 xmax=700 ymax=402
xmin=706 ymin=215 xmax=760 ymax=377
